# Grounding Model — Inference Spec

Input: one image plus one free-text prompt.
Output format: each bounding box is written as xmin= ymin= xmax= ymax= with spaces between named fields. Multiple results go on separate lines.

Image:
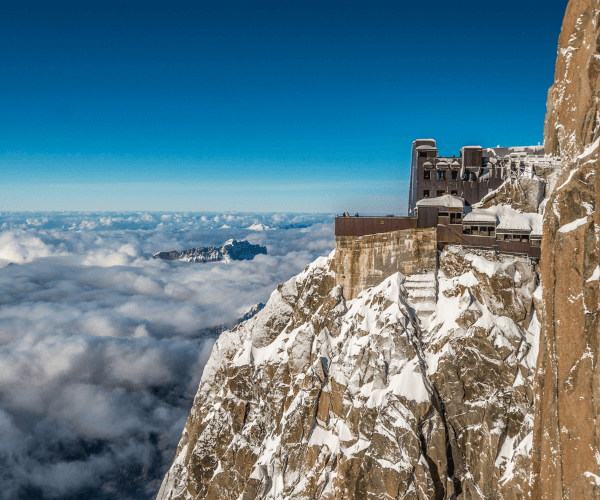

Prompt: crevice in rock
xmin=305 ymin=367 xmax=328 ymax=445
xmin=444 ymin=422 xmax=463 ymax=499
xmin=398 ymin=472 xmax=415 ymax=500
xmin=243 ymin=402 xmax=250 ymax=428
xmin=407 ymin=299 xmax=463 ymax=498
xmin=417 ymin=408 xmax=446 ymax=499
xmin=430 ymin=386 xmax=462 ymax=498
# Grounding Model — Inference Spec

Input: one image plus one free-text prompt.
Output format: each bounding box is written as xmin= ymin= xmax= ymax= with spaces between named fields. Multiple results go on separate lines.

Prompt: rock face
xmin=239 ymin=303 xmax=266 ymax=323
xmin=480 ymin=177 xmax=546 ymax=213
xmin=157 ymin=245 xmax=540 ymax=499
xmin=154 ymin=240 xmax=267 ymax=263
xmin=530 ymin=1 xmax=600 ymax=498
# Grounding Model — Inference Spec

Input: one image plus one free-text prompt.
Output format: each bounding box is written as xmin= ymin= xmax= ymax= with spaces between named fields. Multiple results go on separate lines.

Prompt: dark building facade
xmin=334 ymin=138 xmax=555 ymax=262
xmin=407 ymin=139 xmax=547 ymax=215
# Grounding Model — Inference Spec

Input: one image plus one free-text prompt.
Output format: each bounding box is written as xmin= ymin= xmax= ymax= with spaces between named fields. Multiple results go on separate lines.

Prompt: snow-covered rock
xmin=247 ymin=223 xmax=275 ymax=231
xmin=157 ymin=246 xmax=540 ymax=499
xmin=153 ymin=239 xmax=267 ymax=263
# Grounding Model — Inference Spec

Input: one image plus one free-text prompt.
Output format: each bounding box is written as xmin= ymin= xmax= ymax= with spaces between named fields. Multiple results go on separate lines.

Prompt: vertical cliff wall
xmin=531 ymin=1 xmax=600 ymax=498
xmin=334 ymin=228 xmax=437 ymax=300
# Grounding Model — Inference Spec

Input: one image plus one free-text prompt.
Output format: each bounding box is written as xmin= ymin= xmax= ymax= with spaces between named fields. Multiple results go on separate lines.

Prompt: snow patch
xmin=558 ymin=216 xmax=589 ymax=233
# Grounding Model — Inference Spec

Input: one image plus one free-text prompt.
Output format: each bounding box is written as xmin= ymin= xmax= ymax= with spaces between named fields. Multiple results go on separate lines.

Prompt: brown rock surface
xmin=530 ymin=0 xmax=600 ymax=498
xmin=480 ymin=178 xmax=546 ymax=213
xmin=157 ymin=247 xmax=541 ymax=500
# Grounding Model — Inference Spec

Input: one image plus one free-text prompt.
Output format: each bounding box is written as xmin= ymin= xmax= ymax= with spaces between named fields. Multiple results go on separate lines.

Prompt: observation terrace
xmin=334 ymin=213 xmax=541 ymax=260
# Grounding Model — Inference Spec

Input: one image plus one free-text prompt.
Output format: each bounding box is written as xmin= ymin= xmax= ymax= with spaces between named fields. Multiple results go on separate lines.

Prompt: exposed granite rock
xmin=480 ymin=177 xmax=546 ymax=213
xmin=544 ymin=0 xmax=600 ymax=167
xmin=425 ymin=247 xmax=540 ymax=500
xmin=154 ymin=239 xmax=267 ymax=263
xmin=530 ymin=0 xmax=600 ymax=498
xmin=238 ymin=303 xmax=266 ymax=323
xmin=157 ymin=247 xmax=540 ymax=499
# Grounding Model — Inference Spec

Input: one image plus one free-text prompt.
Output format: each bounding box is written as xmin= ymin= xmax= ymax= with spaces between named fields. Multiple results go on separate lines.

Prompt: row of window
xmin=423 ymin=170 xmax=477 ymax=181
xmin=463 ymin=226 xmax=496 ymax=236
xmin=422 ymin=189 xmax=459 ymax=198
xmin=462 ymin=227 xmax=541 ymax=245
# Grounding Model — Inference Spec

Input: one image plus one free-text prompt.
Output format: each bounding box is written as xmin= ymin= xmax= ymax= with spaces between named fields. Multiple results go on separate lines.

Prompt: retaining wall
xmin=334 ymin=227 xmax=437 ymax=300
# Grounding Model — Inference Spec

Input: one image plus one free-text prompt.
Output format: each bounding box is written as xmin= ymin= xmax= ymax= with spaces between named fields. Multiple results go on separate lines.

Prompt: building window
xmin=437 ymin=171 xmax=446 ymax=180
xmin=423 ymin=190 xmax=430 ymax=198
xmin=451 ymin=170 xmax=459 ymax=180
xmin=463 ymin=226 xmax=471 ymax=235
xmin=424 ymin=170 xmax=431 ymax=180
xmin=436 ymin=190 xmax=445 ymax=197
xmin=450 ymin=190 xmax=458 ymax=196
xmin=504 ymin=234 xmax=511 ymax=241
xmin=531 ymin=239 xmax=541 ymax=247
xmin=439 ymin=212 xmax=449 ymax=217
xmin=470 ymin=173 xmax=477 ymax=181
xmin=419 ymin=152 xmax=427 ymax=158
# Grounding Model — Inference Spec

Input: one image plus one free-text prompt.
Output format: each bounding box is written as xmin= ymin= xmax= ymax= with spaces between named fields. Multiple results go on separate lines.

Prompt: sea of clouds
xmin=0 ymin=211 xmax=334 ymax=499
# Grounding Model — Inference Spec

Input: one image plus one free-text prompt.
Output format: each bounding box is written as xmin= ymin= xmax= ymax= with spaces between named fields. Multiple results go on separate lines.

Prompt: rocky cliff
xmin=157 ymin=245 xmax=540 ymax=500
xmin=154 ymin=240 xmax=267 ymax=263
xmin=479 ymin=177 xmax=546 ymax=214
xmin=155 ymin=3 xmax=600 ymax=498
xmin=530 ymin=0 xmax=600 ymax=498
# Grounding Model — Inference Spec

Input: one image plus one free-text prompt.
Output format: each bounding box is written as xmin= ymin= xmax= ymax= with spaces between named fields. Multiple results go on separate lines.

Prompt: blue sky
xmin=1 ymin=0 xmax=568 ymax=213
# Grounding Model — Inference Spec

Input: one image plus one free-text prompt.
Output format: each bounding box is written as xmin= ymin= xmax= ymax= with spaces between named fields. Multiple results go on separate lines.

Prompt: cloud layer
xmin=0 ymin=212 xmax=333 ymax=499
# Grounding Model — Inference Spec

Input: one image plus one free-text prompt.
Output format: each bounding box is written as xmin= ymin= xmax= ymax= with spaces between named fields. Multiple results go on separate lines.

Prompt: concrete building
xmin=407 ymin=139 xmax=548 ymax=216
xmin=333 ymin=138 xmax=557 ymax=300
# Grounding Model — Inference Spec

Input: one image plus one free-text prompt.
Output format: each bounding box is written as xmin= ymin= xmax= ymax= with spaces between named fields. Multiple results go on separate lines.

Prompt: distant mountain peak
xmin=246 ymin=222 xmax=275 ymax=231
xmin=153 ymin=239 xmax=267 ymax=263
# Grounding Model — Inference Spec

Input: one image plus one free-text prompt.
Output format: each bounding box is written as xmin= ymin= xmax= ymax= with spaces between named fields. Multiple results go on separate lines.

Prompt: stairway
xmin=403 ymin=273 xmax=437 ymax=326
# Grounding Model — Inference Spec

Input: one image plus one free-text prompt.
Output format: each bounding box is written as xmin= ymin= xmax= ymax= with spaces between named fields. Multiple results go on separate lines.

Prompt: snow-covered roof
xmin=466 ymin=205 xmax=542 ymax=234
xmin=463 ymin=210 xmax=497 ymax=224
xmin=423 ymin=161 xmax=433 ymax=167
xmin=436 ymin=161 xmax=449 ymax=168
xmin=416 ymin=195 xmax=464 ymax=209
xmin=416 ymin=145 xmax=437 ymax=150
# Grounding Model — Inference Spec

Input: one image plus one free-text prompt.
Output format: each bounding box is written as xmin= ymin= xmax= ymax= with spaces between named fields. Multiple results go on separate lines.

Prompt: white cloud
xmin=0 ymin=211 xmax=333 ymax=499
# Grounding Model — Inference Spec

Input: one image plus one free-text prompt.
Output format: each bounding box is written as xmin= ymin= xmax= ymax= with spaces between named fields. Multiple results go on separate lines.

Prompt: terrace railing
xmin=334 ymin=216 xmax=417 ymax=237
xmin=335 ymin=216 xmax=541 ymax=259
